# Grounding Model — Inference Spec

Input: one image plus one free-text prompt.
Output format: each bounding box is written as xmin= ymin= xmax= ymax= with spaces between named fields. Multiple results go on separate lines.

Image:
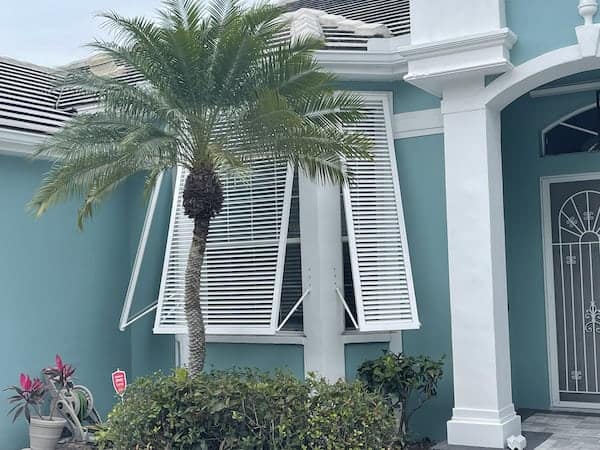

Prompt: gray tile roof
xmin=0 ymin=1 xmax=409 ymax=135
xmin=0 ymin=58 xmax=73 ymax=135
xmin=284 ymin=0 xmax=410 ymax=37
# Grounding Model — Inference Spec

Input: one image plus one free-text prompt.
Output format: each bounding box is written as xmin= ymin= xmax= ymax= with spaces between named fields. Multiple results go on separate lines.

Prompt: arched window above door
xmin=543 ymin=105 xmax=599 ymax=156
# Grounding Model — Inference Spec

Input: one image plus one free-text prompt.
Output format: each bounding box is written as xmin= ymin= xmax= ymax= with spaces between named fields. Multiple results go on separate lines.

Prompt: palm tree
xmin=29 ymin=0 xmax=371 ymax=376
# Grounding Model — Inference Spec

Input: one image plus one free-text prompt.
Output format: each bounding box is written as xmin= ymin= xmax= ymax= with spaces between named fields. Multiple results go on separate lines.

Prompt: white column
xmin=442 ymin=76 xmax=521 ymax=448
xmin=299 ymin=174 xmax=346 ymax=381
xmin=410 ymin=0 xmax=506 ymax=45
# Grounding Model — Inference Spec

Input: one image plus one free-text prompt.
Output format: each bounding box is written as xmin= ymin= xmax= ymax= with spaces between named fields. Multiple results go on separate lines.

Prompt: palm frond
xmin=31 ymin=0 xmax=371 ymax=227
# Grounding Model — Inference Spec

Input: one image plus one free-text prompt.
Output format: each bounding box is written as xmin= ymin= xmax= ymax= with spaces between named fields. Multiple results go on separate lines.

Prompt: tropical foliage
xmin=3 ymin=354 xmax=75 ymax=423
xmin=96 ymin=369 xmax=397 ymax=449
xmin=358 ymin=352 xmax=444 ymax=447
xmin=28 ymin=0 xmax=371 ymax=375
xmin=4 ymin=374 xmax=46 ymax=423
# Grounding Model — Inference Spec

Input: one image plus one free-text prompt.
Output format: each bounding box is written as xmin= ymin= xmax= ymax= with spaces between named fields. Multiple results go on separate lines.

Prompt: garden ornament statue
xmin=5 ymin=355 xmax=101 ymax=450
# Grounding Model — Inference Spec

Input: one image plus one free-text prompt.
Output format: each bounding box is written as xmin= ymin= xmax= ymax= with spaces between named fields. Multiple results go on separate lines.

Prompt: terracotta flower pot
xmin=29 ymin=416 xmax=66 ymax=450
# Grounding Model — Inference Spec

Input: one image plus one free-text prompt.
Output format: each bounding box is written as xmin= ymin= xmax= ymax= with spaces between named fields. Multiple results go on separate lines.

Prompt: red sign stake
xmin=112 ymin=369 xmax=127 ymax=400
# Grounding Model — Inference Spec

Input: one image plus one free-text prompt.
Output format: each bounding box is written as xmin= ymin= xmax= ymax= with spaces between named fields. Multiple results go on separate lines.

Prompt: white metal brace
xmin=277 ymin=289 xmax=311 ymax=332
xmin=335 ymin=287 xmax=359 ymax=330
xmin=119 ymin=171 xmax=164 ymax=331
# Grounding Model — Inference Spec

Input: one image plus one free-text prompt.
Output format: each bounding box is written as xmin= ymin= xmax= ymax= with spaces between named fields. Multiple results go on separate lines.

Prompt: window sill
xmin=342 ymin=331 xmax=394 ymax=344
xmin=205 ymin=332 xmax=306 ymax=345
xmin=176 ymin=331 xmax=396 ymax=346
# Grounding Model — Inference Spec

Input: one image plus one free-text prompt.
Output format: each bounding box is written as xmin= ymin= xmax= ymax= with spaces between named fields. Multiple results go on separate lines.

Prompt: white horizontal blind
xmin=154 ymin=161 xmax=294 ymax=335
xmin=342 ymin=92 xmax=419 ymax=331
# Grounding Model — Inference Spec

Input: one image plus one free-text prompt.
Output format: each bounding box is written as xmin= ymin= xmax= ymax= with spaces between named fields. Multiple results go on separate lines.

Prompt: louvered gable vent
xmin=342 ymin=92 xmax=419 ymax=332
xmin=154 ymin=161 xmax=294 ymax=335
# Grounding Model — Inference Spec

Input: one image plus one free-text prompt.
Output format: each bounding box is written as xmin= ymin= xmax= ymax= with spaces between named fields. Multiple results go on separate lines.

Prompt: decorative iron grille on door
xmin=551 ymin=183 xmax=600 ymax=404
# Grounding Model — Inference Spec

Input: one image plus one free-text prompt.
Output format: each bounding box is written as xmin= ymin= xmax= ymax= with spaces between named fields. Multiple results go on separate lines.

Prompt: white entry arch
xmin=424 ymin=2 xmax=600 ymax=448
xmin=483 ymin=45 xmax=600 ymax=111
xmin=440 ymin=19 xmax=600 ymax=450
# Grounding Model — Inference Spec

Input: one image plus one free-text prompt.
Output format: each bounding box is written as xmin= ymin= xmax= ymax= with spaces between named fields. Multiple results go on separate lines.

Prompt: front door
xmin=546 ymin=176 xmax=600 ymax=407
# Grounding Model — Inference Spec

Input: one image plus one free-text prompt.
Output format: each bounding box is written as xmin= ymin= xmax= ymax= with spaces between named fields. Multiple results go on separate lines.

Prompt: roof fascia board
xmin=316 ymin=49 xmax=408 ymax=81
xmin=0 ymin=129 xmax=45 ymax=158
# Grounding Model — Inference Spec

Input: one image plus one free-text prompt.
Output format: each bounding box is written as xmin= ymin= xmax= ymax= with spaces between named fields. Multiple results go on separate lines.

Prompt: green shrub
xmin=96 ymin=369 xmax=396 ymax=450
xmin=302 ymin=377 xmax=396 ymax=449
xmin=358 ymin=352 xmax=444 ymax=447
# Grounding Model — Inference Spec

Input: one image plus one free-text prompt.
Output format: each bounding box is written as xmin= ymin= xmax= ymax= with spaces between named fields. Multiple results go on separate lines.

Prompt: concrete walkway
xmin=434 ymin=411 xmax=600 ymax=449
xmin=522 ymin=411 xmax=600 ymax=449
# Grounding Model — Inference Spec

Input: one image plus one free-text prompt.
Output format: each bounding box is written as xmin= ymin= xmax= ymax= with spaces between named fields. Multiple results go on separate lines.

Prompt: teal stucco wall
xmin=505 ymin=0 xmax=580 ymax=66
xmin=339 ymin=80 xmax=440 ymax=114
xmin=205 ymin=344 xmax=304 ymax=377
xmin=0 ymin=80 xmax=445 ymax=447
xmin=395 ymin=134 xmax=453 ymax=442
xmin=126 ymin=173 xmax=176 ymax=379
xmin=0 ymin=155 xmax=134 ymax=448
xmin=502 ymin=88 xmax=600 ymax=410
xmin=345 ymin=342 xmax=389 ymax=380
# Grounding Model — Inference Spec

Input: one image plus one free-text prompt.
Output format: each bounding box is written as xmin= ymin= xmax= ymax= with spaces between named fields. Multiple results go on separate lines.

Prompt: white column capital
xmin=440 ymin=76 xmax=489 ymax=116
xmin=405 ymin=0 xmax=515 ymax=97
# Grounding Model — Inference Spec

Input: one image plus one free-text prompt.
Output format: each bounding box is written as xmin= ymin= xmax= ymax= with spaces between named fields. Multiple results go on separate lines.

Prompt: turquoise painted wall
xmin=339 ymin=80 xmax=440 ymax=113
xmin=205 ymin=344 xmax=304 ymax=378
xmin=0 ymin=155 xmax=133 ymax=448
xmin=124 ymin=173 xmax=306 ymax=378
xmin=502 ymin=88 xmax=600 ymax=410
xmin=345 ymin=342 xmax=389 ymax=380
xmin=126 ymin=173 xmax=176 ymax=378
xmin=395 ymin=135 xmax=452 ymax=442
xmin=506 ymin=0 xmax=580 ymax=66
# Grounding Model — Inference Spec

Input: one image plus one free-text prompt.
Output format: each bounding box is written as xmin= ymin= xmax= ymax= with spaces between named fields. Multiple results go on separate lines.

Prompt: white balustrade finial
xmin=580 ymin=0 xmax=599 ymax=26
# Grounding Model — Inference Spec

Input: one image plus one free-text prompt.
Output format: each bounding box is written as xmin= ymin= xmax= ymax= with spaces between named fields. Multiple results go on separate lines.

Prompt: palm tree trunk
xmin=182 ymin=164 xmax=224 ymax=376
xmin=185 ymin=219 xmax=209 ymax=376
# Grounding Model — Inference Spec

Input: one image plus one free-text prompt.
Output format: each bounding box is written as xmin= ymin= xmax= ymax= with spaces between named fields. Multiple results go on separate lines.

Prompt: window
xmin=152 ymin=92 xmax=419 ymax=336
xmin=154 ymin=160 xmax=295 ymax=335
xmin=543 ymin=105 xmax=600 ymax=156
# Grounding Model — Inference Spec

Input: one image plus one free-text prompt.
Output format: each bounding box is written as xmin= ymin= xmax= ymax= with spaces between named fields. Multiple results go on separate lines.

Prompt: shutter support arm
xmin=120 ymin=171 xmax=164 ymax=331
xmin=335 ymin=287 xmax=359 ymax=330
xmin=277 ymin=289 xmax=311 ymax=332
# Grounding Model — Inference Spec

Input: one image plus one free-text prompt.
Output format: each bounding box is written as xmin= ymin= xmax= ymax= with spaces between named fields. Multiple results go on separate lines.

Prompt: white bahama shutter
xmin=342 ymin=92 xmax=420 ymax=332
xmin=154 ymin=160 xmax=294 ymax=335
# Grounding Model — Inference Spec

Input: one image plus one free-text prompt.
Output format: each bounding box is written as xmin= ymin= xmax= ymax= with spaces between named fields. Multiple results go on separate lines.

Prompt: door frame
xmin=541 ymin=172 xmax=600 ymax=410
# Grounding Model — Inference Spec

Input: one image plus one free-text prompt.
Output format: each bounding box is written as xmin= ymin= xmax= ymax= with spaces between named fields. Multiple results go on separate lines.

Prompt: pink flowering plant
xmin=43 ymin=355 xmax=75 ymax=391
xmin=4 ymin=354 xmax=75 ymax=423
xmin=4 ymin=374 xmax=46 ymax=423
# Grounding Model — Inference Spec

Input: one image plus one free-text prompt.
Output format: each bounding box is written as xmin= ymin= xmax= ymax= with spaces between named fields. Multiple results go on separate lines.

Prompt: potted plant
xmin=4 ymin=355 xmax=74 ymax=450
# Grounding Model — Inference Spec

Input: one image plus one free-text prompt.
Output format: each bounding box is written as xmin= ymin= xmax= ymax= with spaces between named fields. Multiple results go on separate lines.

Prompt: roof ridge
xmin=282 ymin=7 xmax=391 ymax=39
xmin=0 ymin=55 xmax=56 ymax=75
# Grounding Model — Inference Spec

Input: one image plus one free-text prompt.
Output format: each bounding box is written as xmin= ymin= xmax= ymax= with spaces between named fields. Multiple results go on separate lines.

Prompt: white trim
xmin=335 ymin=287 xmax=359 ymax=330
xmin=0 ymin=129 xmax=44 ymax=157
xmin=541 ymin=172 xmax=600 ymax=411
xmin=404 ymin=28 xmax=516 ymax=96
xmin=120 ymin=171 xmax=164 ymax=330
xmin=531 ymin=81 xmax=600 ymax=98
xmin=316 ymin=50 xmax=407 ymax=81
xmin=206 ymin=332 xmax=306 ymax=345
xmin=343 ymin=91 xmax=420 ymax=332
xmin=176 ymin=330 xmax=395 ymax=352
xmin=342 ymin=331 xmax=393 ymax=344
xmin=392 ymin=108 xmax=443 ymax=139
xmin=154 ymin=168 xmax=184 ymax=334
xmin=277 ymin=289 xmax=310 ymax=332
xmin=541 ymin=103 xmax=596 ymax=156
xmin=402 ymin=28 xmax=517 ymax=60
xmin=270 ymin=164 xmax=295 ymax=332
xmin=483 ymin=45 xmax=600 ymax=111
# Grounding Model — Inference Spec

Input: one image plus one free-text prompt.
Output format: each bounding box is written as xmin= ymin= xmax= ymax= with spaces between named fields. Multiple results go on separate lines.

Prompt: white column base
xmin=447 ymin=405 xmax=521 ymax=449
